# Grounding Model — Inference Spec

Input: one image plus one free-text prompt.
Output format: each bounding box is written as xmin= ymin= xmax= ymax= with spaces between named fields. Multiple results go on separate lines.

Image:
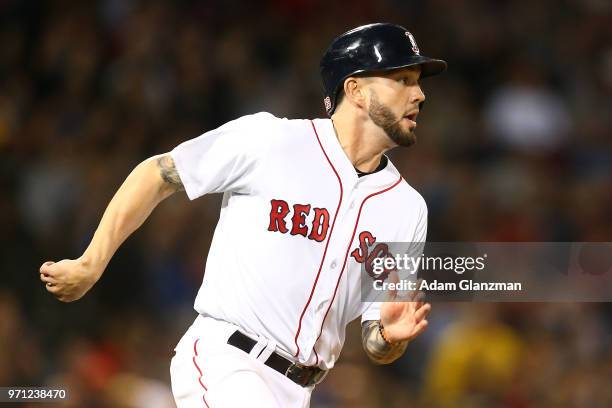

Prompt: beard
xmin=368 ymin=92 xmax=416 ymax=147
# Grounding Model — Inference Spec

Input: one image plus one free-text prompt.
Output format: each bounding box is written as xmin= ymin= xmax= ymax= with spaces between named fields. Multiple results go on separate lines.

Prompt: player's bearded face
xmin=368 ymin=91 xmax=416 ymax=147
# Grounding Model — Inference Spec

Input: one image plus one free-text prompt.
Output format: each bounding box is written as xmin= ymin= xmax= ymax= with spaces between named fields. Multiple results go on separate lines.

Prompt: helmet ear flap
xmin=324 ymin=96 xmax=333 ymax=115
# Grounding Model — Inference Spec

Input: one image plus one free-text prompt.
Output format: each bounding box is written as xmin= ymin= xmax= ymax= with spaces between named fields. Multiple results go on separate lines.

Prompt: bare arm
xmin=361 ymin=320 xmax=409 ymax=364
xmin=361 ymin=294 xmax=431 ymax=364
xmin=39 ymin=153 xmax=184 ymax=302
xmin=80 ymin=154 xmax=184 ymax=270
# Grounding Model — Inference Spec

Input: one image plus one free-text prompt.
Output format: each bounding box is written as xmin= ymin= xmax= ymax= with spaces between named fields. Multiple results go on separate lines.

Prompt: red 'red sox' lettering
xmin=308 ymin=208 xmax=330 ymax=242
xmin=290 ymin=204 xmax=311 ymax=237
xmin=351 ymin=230 xmax=394 ymax=280
xmin=268 ymin=199 xmax=330 ymax=242
xmin=268 ymin=199 xmax=290 ymax=233
xmin=351 ymin=231 xmax=376 ymax=262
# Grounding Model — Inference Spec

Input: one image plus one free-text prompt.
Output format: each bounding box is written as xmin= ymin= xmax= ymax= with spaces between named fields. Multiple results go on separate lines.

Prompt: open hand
xmin=379 ymin=282 xmax=431 ymax=344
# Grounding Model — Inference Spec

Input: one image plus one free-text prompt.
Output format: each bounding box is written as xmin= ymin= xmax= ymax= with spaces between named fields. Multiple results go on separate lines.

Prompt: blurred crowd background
xmin=1 ymin=0 xmax=611 ymax=407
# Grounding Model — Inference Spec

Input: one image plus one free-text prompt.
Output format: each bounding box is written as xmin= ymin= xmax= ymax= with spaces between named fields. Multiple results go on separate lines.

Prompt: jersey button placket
xmin=310 ymin=182 xmax=359 ymax=356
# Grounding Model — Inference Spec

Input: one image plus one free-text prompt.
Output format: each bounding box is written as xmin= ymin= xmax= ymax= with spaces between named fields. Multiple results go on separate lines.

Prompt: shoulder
xmin=228 ymin=112 xmax=315 ymax=134
xmin=385 ymin=160 xmax=428 ymax=214
xmin=397 ymin=181 xmax=428 ymax=221
xmin=232 ymin=111 xmax=310 ymax=124
xmin=225 ymin=111 xmax=281 ymax=129
xmin=213 ymin=112 xmax=286 ymax=146
xmin=242 ymin=113 xmax=325 ymax=145
xmin=398 ymin=180 xmax=427 ymax=210
xmin=222 ymin=113 xmax=323 ymax=160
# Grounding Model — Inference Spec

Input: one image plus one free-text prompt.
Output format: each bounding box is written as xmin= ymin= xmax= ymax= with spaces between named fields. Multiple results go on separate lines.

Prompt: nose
xmin=410 ymin=85 xmax=426 ymax=105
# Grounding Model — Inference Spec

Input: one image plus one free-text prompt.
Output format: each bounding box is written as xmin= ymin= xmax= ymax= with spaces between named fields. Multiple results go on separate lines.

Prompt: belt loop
xmin=257 ymin=338 xmax=277 ymax=362
xmin=248 ymin=336 xmax=266 ymax=359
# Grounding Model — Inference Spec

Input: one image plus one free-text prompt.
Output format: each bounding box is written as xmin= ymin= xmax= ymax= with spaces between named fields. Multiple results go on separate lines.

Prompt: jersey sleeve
xmin=361 ymin=195 xmax=428 ymax=323
xmin=361 ymin=301 xmax=383 ymax=323
xmin=413 ymin=195 xmax=428 ymax=243
xmin=170 ymin=112 xmax=276 ymax=200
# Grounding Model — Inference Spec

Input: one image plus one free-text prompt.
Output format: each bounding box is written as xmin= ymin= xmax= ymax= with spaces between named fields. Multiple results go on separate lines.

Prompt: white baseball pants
xmin=170 ymin=315 xmax=313 ymax=408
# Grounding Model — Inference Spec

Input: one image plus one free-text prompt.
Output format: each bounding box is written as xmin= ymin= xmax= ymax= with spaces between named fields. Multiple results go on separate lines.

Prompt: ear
xmin=343 ymin=77 xmax=368 ymax=109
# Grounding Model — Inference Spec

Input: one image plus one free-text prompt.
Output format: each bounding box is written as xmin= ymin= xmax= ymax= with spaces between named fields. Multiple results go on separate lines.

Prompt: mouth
xmin=402 ymin=111 xmax=419 ymax=127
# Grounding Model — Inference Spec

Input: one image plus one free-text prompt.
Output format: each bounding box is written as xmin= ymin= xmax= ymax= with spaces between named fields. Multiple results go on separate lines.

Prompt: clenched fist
xmin=39 ymin=258 xmax=101 ymax=302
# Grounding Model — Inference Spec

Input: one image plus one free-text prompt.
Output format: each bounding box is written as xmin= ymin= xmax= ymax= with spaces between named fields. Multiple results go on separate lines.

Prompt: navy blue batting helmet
xmin=320 ymin=23 xmax=447 ymax=116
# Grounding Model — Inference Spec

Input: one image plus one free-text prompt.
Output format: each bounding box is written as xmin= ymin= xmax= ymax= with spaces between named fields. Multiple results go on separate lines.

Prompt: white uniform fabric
xmin=170 ymin=112 xmax=427 ymax=405
xmin=171 ymin=315 xmax=312 ymax=408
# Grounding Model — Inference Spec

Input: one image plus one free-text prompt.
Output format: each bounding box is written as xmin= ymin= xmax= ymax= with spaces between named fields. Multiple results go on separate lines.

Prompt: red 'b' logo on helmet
xmin=405 ymin=32 xmax=420 ymax=55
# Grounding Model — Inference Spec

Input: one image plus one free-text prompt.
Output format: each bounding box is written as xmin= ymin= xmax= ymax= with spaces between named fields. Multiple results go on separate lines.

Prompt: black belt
xmin=227 ymin=330 xmax=327 ymax=387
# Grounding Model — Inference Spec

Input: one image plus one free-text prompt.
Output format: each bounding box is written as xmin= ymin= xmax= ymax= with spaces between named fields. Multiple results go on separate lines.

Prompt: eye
xmin=397 ymin=77 xmax=408 ymax=85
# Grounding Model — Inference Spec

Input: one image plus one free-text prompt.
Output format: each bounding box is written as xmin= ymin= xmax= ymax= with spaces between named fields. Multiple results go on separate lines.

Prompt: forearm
xmin=81 ymin=154 xmax=182 ymax=274
xmin=361 ymin=320 xmax=409 ymax=364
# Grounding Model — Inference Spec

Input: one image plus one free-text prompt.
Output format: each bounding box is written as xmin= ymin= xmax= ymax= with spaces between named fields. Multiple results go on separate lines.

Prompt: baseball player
xmin=39 ymin=23 xmax=446 ymax=407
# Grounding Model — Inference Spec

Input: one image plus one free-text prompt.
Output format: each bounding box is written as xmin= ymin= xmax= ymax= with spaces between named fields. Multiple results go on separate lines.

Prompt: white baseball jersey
xmin=171 ymin=112 xmax=427 ymax=370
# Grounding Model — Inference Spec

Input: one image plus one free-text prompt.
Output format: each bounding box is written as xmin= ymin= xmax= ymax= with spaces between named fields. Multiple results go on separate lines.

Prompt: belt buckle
xmin=285 ymin=362 xmax=310 ymax=386
xmin=285 ymin=362 xmax=328 ymax=387
xmin=284 ymin=361 xmax=306 ymax=377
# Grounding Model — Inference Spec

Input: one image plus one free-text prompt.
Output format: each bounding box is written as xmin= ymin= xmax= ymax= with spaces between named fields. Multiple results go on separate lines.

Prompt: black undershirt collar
xmin=355 ymin=155 xmax=388 ymax=177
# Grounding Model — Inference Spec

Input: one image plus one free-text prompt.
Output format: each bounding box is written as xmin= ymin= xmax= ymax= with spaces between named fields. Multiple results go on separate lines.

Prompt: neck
xmin=331 ymin=110 xmax=394 ymax=173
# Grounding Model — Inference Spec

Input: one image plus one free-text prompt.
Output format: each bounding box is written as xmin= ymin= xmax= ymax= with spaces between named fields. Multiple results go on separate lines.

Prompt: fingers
xmin=411 ymin=319 xmax=429 ymax=339
xmin=39 ymin=261 xmax=63 ymax=297
xmin=45 ymin=283 xmax=60 ymax=293
xmin=414 ymin=302 xmax=431 ymax=322
xmin=413 ymin=292 xmax=426 ymax=310
xmin=44 ymin=282 xmax=63 ymax=299
xmin=38 ymin=260 xmax=78 ymax=302
xmin=386 ymin=270 xmax=400 ymax=301
xmin=40 ymin=273 xmax=57 ymax=285
xmin=43 ymin=282 xmax=71 ymax=302
xmin=407 ymin=279 xmax=425 ymax=306
xmin=39 ymin=261 xmax=56 ymax=275
xmin=411 ymin=279 xmax=423 ymax=300
xmin=40 ymin=261 xmax=60 ymax=293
